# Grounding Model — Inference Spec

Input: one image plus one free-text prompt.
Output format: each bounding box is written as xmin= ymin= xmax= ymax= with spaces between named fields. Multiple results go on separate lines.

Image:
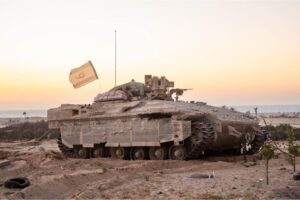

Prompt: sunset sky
xmin=0 ymin=0 xmax=299 ymax=110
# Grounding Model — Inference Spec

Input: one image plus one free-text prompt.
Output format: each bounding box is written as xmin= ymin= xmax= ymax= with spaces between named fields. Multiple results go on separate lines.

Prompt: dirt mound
xmin=27 ymin=150 xmax=66 ymax=167
xmin=0 ymin=151 xmax=11 ymax=159
xmin=42 ymin=150 xmax=65 ymax=160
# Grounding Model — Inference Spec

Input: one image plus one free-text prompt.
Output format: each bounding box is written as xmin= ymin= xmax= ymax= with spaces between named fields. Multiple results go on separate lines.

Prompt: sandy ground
xmin=0 ymin=140 xmax=299 ymax=199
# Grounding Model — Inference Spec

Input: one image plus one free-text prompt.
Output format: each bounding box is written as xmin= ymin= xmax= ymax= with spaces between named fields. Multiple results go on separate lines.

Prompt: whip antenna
xmin=115 ymin=30 xmax=117 ymax=86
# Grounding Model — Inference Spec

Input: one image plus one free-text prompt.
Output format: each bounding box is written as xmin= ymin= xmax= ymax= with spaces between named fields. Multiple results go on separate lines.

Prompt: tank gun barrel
xmin=169 ymin=88 xmax=192 ymax=101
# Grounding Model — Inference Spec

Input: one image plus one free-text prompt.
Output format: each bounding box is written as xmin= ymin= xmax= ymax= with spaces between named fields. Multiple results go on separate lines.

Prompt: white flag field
xmin=69 ymin=61 xmax=99 ymax=89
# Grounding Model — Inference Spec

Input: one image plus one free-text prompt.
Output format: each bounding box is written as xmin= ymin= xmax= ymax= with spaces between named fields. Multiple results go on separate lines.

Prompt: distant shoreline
xmin=1 ymin=113 xmax=300 ymax=129
xmin=0 ymin=117 xmax=46 ymax=128
xmin=233 ymin=105 xmax=300 ymax=113
xmin=1 ymin=105 xmax=300 ymax=118
xmin=0 ymin=110 xmax=47 ymax=118
xmin=1 ymin=105 xmax=300 ymax=129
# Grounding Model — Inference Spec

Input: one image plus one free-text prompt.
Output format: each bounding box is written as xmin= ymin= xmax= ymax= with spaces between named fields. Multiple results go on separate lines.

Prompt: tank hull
xmin=56 ymin=118 xmax=191 ymax=148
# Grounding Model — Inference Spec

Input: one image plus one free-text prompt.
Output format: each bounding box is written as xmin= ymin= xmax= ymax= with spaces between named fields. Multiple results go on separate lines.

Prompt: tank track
xmin=57 ymin=134 xmax=76 ymax=158
xmin=184 ymin=122 xmax=215 ymax=160
xmin=247 ymin=128 xmax=267 ymax=154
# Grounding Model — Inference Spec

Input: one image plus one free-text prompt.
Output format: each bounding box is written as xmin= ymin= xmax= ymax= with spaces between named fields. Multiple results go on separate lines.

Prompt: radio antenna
xmin=114 ymin=30 xmax=117 ymax=86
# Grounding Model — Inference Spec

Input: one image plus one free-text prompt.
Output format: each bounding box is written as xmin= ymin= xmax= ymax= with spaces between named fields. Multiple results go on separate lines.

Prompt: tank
xmin=48 ymin=75 xmax=267 ymax=160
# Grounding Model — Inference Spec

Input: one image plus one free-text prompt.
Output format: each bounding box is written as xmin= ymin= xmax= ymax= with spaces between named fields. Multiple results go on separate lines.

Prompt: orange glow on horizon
xmin=0 ymin=1 xmax=300 ymax=109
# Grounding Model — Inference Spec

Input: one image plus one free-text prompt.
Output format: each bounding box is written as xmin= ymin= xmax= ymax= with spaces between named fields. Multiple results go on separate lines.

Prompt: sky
xmin=0 ymin=0 xmax=299 ymax=110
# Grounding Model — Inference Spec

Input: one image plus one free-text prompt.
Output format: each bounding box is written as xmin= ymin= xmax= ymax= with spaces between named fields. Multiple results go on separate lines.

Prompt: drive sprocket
xmin=185 ymin=122 xmax=215 ymax=160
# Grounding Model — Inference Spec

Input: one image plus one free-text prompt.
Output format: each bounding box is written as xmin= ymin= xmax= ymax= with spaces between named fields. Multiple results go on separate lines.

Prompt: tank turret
xmin=94 ymin=75 xmax=188 ymax=102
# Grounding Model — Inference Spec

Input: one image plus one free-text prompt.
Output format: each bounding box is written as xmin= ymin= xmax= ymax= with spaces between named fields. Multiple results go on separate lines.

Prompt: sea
xmin=232 ymin=105 xmax=300 ymax=114
xmin=0 ymin=105 xmax=300 ymax=118
xmin=0 ymin=110 xmax=47 ymax=118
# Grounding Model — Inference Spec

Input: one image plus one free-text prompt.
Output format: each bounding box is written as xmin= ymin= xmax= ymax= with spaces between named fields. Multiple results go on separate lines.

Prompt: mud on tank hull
xmin=48 ymin=100 xmax=266 ymax=160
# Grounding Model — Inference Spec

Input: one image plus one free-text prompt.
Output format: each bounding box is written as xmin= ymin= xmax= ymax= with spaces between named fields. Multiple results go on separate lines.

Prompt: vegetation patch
xmin=0 ymin=121 xmax=57 ymax=141
xmin=266 ymin=124 xmax=300 ymax=140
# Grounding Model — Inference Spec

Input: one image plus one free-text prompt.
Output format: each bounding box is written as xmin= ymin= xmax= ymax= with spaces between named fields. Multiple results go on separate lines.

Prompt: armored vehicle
xmin=48 ymin=75 xmax=266 ymax=160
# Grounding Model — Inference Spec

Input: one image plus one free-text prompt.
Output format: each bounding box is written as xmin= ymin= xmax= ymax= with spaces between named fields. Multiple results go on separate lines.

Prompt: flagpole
xmin=115 ymin=30 xmax=117 ymax=86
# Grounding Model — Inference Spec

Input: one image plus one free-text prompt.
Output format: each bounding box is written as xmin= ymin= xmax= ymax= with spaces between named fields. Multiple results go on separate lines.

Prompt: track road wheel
xmin=76 ymin=147 xmax=89 ymax=159
xmin=130 ymin=147 xmax=147 ymax=160
xmin=93 ymin=147 xmax=105 ymax=158
xmin=149 ymin=146 xmax=168 ymax=160
xmin=110 ymin=147 xmax=129 ymax=160
xmin=169 ymin=145 xmax=186 ymax=160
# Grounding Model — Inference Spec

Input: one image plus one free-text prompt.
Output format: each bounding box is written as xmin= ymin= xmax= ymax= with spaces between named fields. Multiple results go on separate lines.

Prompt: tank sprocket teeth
xmin=247 ymin=127 xmax=268 ymax=154
xmin=57 ymin=134 xmax=76 ymax=158
xmin=185 ymin=122 xmax=215 ymax=160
